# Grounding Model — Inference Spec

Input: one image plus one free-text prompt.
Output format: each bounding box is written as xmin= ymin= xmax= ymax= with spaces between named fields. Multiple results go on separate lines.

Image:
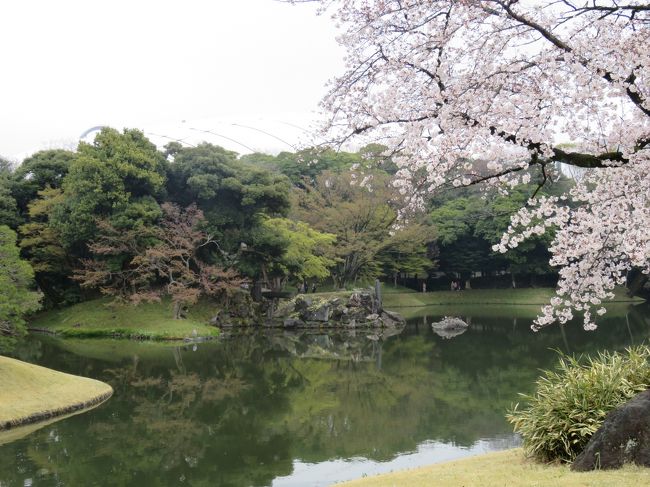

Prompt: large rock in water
xmin=572 ymin=389 xmax=650 ymax=471
xmin=270 ymin=291 xmax=404 ymax=329
xmin=431 ymin=316 xmax=469 ymax=339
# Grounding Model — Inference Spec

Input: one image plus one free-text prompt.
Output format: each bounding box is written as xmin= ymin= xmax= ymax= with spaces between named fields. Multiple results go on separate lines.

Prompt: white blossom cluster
xmin=316 ymin=0 xmax=650 ymax=330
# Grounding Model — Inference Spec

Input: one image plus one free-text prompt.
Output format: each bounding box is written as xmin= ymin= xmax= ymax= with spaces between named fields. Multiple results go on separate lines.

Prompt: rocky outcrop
xmin=572 ymin=389 xmax=650 ymax=471
xmin=270 ymin=291 xmax=404 ymax=329
xmin=431 ymin=316 xmax=469 ymax=339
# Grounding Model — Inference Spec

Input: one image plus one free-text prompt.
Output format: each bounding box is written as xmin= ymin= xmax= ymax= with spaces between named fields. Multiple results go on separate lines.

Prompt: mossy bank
xmin=29 ymin=297 xmax=220 ymax=340
xmin=0 ymin=355 xmax=113 ymax=431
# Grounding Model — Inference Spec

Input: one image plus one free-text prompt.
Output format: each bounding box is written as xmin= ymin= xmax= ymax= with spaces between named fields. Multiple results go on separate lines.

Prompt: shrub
xmin=507 ymin=346 xmax=650 ymax=463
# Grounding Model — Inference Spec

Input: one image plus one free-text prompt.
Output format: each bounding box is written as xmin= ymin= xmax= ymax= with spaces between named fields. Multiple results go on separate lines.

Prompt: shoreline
xmin=0 ymin=355 xmax=113 ymax=431
xmin=338 ymin=448 xmax=649 ymax=486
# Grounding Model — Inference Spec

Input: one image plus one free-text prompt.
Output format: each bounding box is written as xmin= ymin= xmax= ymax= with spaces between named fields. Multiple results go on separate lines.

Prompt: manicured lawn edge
xmin=28 ymin=297 xmax=220 ymax=341
xmin=338 ymin=448 xmax=649 ymax=487
xmin=382 ymin=288 xmax=642 ymax=308
xmin=0 ymin=356 xmax=113 ymax=431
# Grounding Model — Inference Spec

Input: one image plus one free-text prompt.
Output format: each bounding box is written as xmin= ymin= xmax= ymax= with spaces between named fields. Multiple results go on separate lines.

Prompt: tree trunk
xmin=511 ymin=271 xmax=517 ymax=289
xmin=173 ymin=300 xmax=182 ymax=320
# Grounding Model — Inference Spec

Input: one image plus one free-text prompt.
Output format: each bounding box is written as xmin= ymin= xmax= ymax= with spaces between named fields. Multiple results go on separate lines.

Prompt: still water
xmin=2 ymin=303 xmax=649 ymax=486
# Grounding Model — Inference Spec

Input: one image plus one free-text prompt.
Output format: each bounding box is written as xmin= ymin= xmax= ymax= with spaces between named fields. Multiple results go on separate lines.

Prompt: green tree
xmin=429 ymin=196 xmax=499 ymax=287
xmin=75 ymin=203 xmax=241 ymax=319
xmin=0 ymin=225 xmax=41 ymax=350
xmin=430 ymin=178 xmax=572 ymax=288
xmin=166 ymin=143 xmax=291 ymax=266
xmin=474 ymin=187 xmax=555 ymax=287
xmin=0 ymin=157 xmax=20 ymax=229
xmin=10 ymin=149 xmax=74 ymax=215
xmin=52 ymin=128 xmax=167 ymax=249
xmin=377 ymin=222 xmax=437 ymax=287
xmin=18 ymin=187 xmax=78 ymax=306
xmin=292 ymin=170 xmax=433 ymax=288
xmin=258 ymin=217 xmax=337 ymax=291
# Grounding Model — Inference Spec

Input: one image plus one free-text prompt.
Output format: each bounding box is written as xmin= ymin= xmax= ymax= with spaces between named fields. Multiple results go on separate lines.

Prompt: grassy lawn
xmin=382 ymin=287 xmax=642 ymax=309
xmin=340 ymin=448 xmax=650 ymax=487
xmin=29 ymin=297 xmax=220 ymax=340
xmin=0 ymin=355 xmax=113 ymax=431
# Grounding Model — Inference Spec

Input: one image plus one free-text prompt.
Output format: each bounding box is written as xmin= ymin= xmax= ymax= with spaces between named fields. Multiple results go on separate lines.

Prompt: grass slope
xmin=29 ymin=297 xmax=220 ymax=340
xmin=0 ymin=355 xmax=113 ymax=431
xmin=382 ymin=287 xmax=642 ymax=309
xmin=340 ymin=448 xmax=649 ymax=487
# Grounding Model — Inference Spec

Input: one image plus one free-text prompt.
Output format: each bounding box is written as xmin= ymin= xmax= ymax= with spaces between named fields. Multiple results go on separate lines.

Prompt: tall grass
xmin=507 ymin=346 xmax=650 ymax=463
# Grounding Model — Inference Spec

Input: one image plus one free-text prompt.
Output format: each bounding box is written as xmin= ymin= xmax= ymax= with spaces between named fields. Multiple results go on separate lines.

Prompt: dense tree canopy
xmin=292 ymin=170 xmax=436 ymax=288
xmin=167 ymin=143 xmax=292 ymax=255
xmin=10 ymin=149 xmax=74 ymax=215
xmin=52 ymin=128 xmax=167 ymax=249
xmin=1 ymin=123 xmax=574 ymax=319
xmin=0 ymin=225 xmax=41 ymax=350
xmin=315 ymin=0 xmax=650 ymax=329
xmin=75 ymin=203 xmax=242 ymax=319
xmin=0 ymin=157 xmax=20 ymax=230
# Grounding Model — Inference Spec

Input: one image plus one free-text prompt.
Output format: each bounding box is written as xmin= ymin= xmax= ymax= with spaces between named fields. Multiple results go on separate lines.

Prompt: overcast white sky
xmin=0 ymin=0 xmax=344 ymax=161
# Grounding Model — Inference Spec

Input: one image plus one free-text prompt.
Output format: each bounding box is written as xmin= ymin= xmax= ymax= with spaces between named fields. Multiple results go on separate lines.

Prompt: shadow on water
xmin=1 ymin=302 xmax=649 ymax=486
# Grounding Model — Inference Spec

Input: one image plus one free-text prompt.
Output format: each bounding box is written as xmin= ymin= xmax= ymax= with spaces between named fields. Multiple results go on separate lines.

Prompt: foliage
xmin=0 ymin=225 xmax=41 ymax=350
xmin=316 ymin=0 xmax=650 ymax=330
xmin=75 ymin=203 xmax=242 ymax=319
xmin=52 ymin=128 xmax=166 ymax=248
xmin=292 ymin=170 xmax=400 ymax=287
xmin=18 ymin=187 xmax=78 ymax=307
xmin=0 ymin=159 xmax=19 ymax=229
xmin=429 ymin=182 xmax=565 ymax=285
xmin=260 ymin=217 xmax=337 ymax=288
xmin=377 ymin=221 xmax=436 ymax=284
xmin=507 ymin=346 xmax=650 ymax=463
xmin=166 ymin=142 xmax=291 ymax=255
xmin=10 ymin=149 xmax=74 ymax=215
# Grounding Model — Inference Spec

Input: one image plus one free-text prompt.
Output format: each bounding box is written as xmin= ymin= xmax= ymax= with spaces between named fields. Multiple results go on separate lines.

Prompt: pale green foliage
xmin=0 ymin=225 xmax=41 ymax=349
xmin=292 ymin=170 xmax=399 ymax=287
xmin=262 ymin=217 xmax=337 ymax=281
xmin=507 ymin=346 xmax=650 ymax=463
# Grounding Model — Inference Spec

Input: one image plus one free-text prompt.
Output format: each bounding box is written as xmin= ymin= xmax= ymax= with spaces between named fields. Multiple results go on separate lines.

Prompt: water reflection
xmin=1 ymin=303 xmax=648 ymax=486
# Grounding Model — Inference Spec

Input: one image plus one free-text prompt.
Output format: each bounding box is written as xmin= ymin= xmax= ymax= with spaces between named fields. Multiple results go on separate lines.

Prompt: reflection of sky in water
xmin=1 ymin=303 xmax=647 ymax=487
xmin=273 ymin=436 xmax=522 ymax=486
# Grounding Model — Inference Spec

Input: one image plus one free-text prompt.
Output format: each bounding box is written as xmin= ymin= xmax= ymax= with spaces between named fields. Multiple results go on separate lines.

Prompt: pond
xmin=2 ymin=303 xmax=649 ymax=486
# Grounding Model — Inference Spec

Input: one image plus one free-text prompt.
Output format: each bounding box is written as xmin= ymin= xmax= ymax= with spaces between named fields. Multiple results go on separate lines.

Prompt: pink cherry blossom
xmin=312 ymin=0 xmax=650 ymax=330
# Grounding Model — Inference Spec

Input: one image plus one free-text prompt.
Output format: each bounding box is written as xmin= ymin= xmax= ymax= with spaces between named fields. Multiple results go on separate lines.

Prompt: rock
xmin=572 ymin=389 xmax=650 ymax=471
xmin=283 ymin=318 xmax=303 ymax=328
xmin=268 ymin=288 xmax=404 ymax=331
xmin=381 ymin=309 xmax=406 ymax=324
xmin=300 ymin=304 xmax=330 ymax=322
xmin=431 ymin=316 xmax=469 ymax=339
xmin=294 ymin=296 xmax=312 ymax=311
xmin=209 ymin=311 xmax=222 ymax=326
xmin=348 ymin=291 xmax=374 ymax=310
xmin=431 ymin=316 xmax=468 ymax=331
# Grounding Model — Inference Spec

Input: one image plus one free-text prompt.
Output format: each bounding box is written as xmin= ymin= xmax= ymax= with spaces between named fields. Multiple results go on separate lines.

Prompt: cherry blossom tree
xmin=308 ymin=0 xmax=650 ymax=330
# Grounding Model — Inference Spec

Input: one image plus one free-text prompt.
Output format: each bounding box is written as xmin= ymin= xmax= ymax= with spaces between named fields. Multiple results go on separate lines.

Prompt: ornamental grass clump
xmin=507 ymin=346 xmax=650 ymax=463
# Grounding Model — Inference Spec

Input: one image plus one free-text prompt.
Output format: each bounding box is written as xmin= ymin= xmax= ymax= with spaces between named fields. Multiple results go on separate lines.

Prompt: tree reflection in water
xmin=1 ymin=303 xmax=648 ymax=486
